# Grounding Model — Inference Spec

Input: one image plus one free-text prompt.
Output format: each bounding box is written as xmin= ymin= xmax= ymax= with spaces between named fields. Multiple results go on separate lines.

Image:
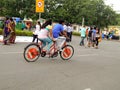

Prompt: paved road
xmin=0 ymin=36 xmax=120 ymax=90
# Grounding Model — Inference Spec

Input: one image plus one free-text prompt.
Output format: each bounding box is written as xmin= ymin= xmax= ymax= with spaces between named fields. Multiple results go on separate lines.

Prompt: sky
xmin=104 ymin=0 xmax=120 ymax=13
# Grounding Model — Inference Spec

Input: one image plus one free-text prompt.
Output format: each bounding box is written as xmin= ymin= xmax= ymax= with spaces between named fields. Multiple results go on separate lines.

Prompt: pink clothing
xmin=38 ymin=28 xmax=48 ymax=39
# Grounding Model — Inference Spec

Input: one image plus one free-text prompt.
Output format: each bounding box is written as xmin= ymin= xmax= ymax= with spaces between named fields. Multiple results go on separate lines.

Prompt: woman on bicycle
xmin=37 ymin=19 xmax=53 ymax=53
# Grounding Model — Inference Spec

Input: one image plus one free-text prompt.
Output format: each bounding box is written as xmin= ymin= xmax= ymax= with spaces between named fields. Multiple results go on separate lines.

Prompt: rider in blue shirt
xmin=52 ymin=20 xmax=65 ymax=38
xmin=52 ymin=19 xmax=68 ymax=50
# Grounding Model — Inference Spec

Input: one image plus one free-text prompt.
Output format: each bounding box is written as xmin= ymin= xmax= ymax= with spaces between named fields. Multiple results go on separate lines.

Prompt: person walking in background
xmin=21 ymin=21 xmax=26 ymax=30
xmin=63 ymin=23 xmax=68 ymax=41
xmin=3 ymin=17 xmax=11 ymax=45
xmin=32 ymin=21 xmax=41 ymax=43
xmin=63 ymin=23 xmax=68 ymax=32
xmin=63 ymin=23 xmax=70 ymax=42
xmin=95 ymin=28 xmax=101 ymax=49
xmin=87 ymin=27 xmax=93 ymax=47
xmin=69 ymin=24 xmax=73 ymax=42
xmin=91 ymin=27 xmax=97 ymax=47
xmin=79 ymin=26 xmax=86 ymax=46
xmin=85 ymin=27 xmax=89 ymax=47
xmin=85 ymin=28 xmax=89 ymax=41
xmin=67 ymin=23 xmax=73 ymax=42
xmin=9 ymin=18 xmax=16 ymax=44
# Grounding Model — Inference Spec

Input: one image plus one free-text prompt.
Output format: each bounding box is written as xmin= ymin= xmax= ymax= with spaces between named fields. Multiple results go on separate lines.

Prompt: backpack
xmin=88 ymin=30 xmax=92 ymax=37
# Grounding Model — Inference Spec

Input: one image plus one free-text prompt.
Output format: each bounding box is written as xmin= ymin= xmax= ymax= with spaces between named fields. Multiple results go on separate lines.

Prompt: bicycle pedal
xmin=51 ymin=52 xmax=58 ymax=58
xmin=41 ymin=52 xmax=46 ymax=57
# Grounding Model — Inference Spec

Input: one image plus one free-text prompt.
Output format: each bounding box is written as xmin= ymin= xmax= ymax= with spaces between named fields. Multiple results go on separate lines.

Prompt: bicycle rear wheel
xmin=23 ymin=43 xmax=41 ymax=62
xmin=60 ymin=45 xmax=74 ymax=60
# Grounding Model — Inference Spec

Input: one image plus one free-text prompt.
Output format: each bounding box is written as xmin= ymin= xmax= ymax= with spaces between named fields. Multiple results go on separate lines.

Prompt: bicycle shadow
xmin=24 ymin=56 xmax=73 ymax=65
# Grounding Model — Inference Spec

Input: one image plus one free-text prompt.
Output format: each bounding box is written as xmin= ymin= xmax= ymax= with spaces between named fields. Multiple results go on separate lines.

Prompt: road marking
xmin=84 ymin=88 xmax=91 ymax=90
xmin=0 ymin=52 xmax=23 ymax=54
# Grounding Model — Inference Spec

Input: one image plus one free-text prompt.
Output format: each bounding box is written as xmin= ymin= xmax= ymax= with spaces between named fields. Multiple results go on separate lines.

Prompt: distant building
xmin=72 ymin=24 xmax=81 ymax=32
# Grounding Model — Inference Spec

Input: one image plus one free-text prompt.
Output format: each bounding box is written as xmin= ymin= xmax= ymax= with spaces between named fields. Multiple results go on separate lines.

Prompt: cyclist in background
xmin=52 ymin=19 xmax=68 ymax=50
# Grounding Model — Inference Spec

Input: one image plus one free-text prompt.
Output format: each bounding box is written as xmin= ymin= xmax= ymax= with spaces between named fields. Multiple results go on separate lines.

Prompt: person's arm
xmin=48 ymin=28 xmax=53 ymax=39
xmin=8 ymin=22 xmax=12 ymax=32
xmin=61 ymin=30 xmax=70 ymax=40
xmin=46 ymin=25 xmax=55 ymax=41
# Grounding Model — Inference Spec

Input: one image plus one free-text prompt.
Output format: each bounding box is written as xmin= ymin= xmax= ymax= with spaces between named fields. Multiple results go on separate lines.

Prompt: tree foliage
xmin=0 ymin=0 xmax=119 ymax=27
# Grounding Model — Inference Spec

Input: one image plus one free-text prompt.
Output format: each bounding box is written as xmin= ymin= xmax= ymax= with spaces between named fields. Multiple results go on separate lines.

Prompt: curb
xmin=0 ymin=35 xmax=33 ymax=43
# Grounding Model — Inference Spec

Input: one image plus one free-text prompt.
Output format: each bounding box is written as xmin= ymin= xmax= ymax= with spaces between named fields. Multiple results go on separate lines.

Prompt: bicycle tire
xmin=60 ymin=45 xmax=74 ymax=60
xmin=23 ymin=43 xmax=41 ymax=62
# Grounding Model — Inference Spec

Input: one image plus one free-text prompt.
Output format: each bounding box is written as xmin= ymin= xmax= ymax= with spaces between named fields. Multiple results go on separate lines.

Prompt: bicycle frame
xmin=38 ymin=39 xmax=67 ymax=57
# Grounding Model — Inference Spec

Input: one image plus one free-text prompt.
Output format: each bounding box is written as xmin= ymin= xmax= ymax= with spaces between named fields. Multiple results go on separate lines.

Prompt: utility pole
xmin=39 ymin=13 xmax=41 ymax=20
xmin=82 ymin=17 xmax=84 ymax=27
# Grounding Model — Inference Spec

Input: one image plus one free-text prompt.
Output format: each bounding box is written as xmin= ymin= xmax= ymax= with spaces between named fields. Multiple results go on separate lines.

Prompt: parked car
xmin=112 ymin=35 xmax=119 ymax=40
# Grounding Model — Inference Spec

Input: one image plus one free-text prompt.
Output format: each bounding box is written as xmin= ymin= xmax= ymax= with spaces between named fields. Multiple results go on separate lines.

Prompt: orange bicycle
xmin=23 ymin=38 xmax=74 ymax=62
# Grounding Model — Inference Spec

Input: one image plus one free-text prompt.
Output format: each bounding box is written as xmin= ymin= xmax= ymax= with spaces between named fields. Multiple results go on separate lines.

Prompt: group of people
xmin=2 ymin=17 xmax=101 ymax=49
xmin=32 ymin=19 xmax=69 ymax=54
xmin=2 ymin=17 xmax=16 ymax=45
xmin=102 ymin=30 xmax=114 ymax=40
xmin=79 ymin=26 xmax=101 ymax=49
xmin=63 ymin=23 xmax=73 ymax=42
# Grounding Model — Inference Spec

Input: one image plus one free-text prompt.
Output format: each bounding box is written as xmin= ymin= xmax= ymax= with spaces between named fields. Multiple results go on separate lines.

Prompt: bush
xmin=0 ymin=29 xmax=2 ymax=35
xmin=72 ymin=31 xmax=80 ymax=36
xmin=15 ymin=30 xmax=33 ymax=36
xmin=0 ymin=29 xmax=33 ymax=36
xmin=0 ymin=28 xmax=80 ymax=37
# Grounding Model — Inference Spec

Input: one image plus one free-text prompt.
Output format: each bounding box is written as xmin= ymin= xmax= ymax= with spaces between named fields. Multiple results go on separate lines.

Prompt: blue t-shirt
xmin=92 ymin=29 xmax=96 ymax=40
xmin=92 ymin=29 xmax=96 ymax=36
xmin=52 ymin=24 xmax=64 ymax=38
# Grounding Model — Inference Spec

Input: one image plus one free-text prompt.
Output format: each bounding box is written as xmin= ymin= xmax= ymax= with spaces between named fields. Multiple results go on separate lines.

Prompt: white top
xmin=38 ymin=28 xmax=48 ymax=39
xmin=34 ymin=24 xmax=41 ymax=35
xmin=67 ymin=26 xmax=73 ymax=32
xmin=63 ymin=25 xmax=68 ymax=31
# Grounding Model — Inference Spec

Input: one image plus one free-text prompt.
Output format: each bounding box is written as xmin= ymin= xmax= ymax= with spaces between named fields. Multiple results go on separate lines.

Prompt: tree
xmin=0 ymin=0 xmax=119 ymax=28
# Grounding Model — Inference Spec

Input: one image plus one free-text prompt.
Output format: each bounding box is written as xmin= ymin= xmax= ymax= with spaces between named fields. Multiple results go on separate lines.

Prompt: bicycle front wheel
xmin=23 ymin=43 xmax=41 ymax=62
xmin=60 ymin=45 xmax=74 ymax=60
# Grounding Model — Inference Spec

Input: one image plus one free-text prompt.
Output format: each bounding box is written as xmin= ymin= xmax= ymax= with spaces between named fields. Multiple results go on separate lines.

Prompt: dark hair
xmin=59 ymin=19 xmax=64 ymax=24
xmin=6 ymin=17 xmax=9 ymax=20
xmin=90 ymin=27 xmax=93 ymax=30
xmin=97 ymin=28 xmax=100 ymax=34
xmin=38 ymin=21 xmax=40 ymax=25
xmin=10 ymin=18 xmax=13 ymax=21
xmin=41 ymin=19 xmax=52 ymax=28
xmin=37 ymin=21 xmax=41 ymax=29
xmin=94 ymin=27 xmax=96 ymax=29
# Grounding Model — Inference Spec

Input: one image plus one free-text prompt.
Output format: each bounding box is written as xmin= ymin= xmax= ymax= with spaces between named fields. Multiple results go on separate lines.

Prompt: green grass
xmin=72 ymin=31 xmax=80 ymax=36
xmin=0 ymin=29 xmax=33 ymax=36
